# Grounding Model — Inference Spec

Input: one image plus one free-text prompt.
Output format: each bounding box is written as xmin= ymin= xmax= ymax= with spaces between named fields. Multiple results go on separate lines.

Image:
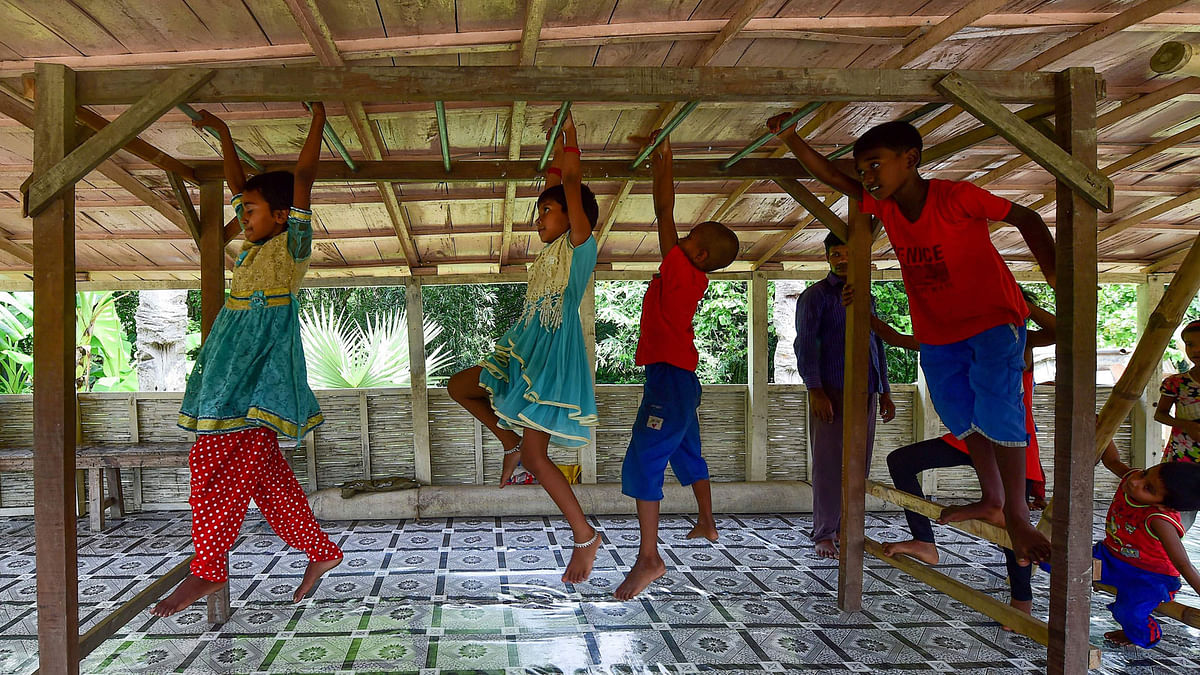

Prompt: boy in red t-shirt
xmin=614 ymin=130 xmax=739 ymax=600
xmin=1097 ymin=441 xmax=1200 ymax=647
xmin=766 ymin=114 xmax=1058 ymax=563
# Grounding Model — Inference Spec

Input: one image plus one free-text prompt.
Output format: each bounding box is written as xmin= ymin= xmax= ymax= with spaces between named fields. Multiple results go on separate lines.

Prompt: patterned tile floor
xmin=2 ymin=510 xmax=1200 ymax=674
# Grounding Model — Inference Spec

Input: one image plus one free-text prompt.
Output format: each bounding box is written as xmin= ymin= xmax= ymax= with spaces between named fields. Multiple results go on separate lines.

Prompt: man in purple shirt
xmin=796 ymin=231 xmax=895 ymax=559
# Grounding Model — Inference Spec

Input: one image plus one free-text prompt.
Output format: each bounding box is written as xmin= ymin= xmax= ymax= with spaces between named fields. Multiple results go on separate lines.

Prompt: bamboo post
xmin=406 ymin=278 xmax=432 ymax=484
xmin=31 ymin=61 xmax=80 ymax=675
xmin=580 ymin=279 xmax=597 ymax=483
xmin=837 ymin=205 xmax=871 ymax=612
xmin=1131 ymin=274 xmax=1168 ymax=468
xmin=1047 ymin=67 xmax=1099 ymax=675
xmin=359 ymin=391 xmax=371 ymax=479
xmin=914 ymin=368 xmax=941 ymax=496
xmin=746 ymin=272 xmax=769 ymax=481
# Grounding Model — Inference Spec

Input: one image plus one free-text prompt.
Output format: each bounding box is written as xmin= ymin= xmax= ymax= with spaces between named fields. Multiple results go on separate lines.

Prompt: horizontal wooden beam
xmin=936 ymin=72 xmax=1113 ymax=212
xmin=78 ymin=557 xmax=192 ymax=657
xmin=25 ymin=69 xmax=214 ymax=217
xmin=865 ymin=479 xmax=1011 ymax=548
xmin=32 ymin=66 xmax=1068 ymax=106
xmin=191 ymin=157 xmax=816 ymax=182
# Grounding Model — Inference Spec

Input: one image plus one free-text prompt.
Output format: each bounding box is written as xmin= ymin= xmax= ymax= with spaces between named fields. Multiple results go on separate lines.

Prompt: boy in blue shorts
xmin=766 ymin=114 xmax=1058 ymax=563
xmin=614 ymin=130 xmax=740 ymax=600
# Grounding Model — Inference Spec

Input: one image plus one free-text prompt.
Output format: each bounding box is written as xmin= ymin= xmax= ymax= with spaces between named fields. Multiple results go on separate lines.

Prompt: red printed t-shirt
xmin=943 ymin=369 xmax=1044 ymax=484
xmin=861 ymin=179 xmax=1028 ymax=345
xmin=635 ymin=245 xmax=709 ymax=371
xmin=1102 ymin=470 xmax=1185 ymax=577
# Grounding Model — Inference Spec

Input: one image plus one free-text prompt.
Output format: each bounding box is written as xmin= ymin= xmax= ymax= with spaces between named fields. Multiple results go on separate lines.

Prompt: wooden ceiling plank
xmin=500 ymin=0 xmax=548 ymax=267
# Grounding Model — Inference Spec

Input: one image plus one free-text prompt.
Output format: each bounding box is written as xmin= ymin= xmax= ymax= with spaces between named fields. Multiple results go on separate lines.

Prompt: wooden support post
xmin=1047 ymin=67 xmax=1099 ymax=675
xmin=935 ymin=72 xmax=1113 ymax=212
xmin=580 ymin=279 xmax=597 ymax=484
xmin=474 ymin=420 xmax=485 ymax=485
xmin=913 ymin=369 xmax=941 ymax=496
xmin=128 ymin=395 xmax=142 ymax=512
xmin=838 ymin=206 xmax=871 ymax=613
xmin=1132 ymin=275 xmax=1167 ymax=468
xmin=25 ymin=68 xmax=214 ymax=217
xmin=304 ymin=431 xmax=318 ymax=491
xmin=87 ymin=468 xmax=104 ymax=532
xmin=359 ymin=391 xmax=371 ymax=479
xmin=198 ymin=180 xmax=225 ymax=338
xmin=406 ymin=278 xmax=432 ymax=484
xmin=31 ymin=61 xmax=80 ymax=675
xmin=746 ymin=272 xmax=769 ymax=482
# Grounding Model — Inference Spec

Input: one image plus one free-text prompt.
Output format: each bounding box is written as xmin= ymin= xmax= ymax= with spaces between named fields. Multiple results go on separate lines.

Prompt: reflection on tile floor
xmin=2 ymin=510 xmax=1200 ymax=673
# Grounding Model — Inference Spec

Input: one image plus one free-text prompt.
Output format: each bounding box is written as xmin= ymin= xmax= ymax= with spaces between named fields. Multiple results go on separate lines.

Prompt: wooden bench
xmin=0 ymin=443 xmax=192 ymax=531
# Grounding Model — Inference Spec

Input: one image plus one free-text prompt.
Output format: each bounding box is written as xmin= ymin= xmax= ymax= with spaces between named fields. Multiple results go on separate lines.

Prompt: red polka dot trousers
xmin=187 ymin=427 xmax=342 ymax=582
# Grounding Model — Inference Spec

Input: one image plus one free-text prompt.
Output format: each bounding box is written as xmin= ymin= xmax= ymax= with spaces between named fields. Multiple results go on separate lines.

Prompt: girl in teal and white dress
xmin=448 ymin=110 xmax=602 ymax=584
xmin=152 ymin=104 xmax=341 ymax=618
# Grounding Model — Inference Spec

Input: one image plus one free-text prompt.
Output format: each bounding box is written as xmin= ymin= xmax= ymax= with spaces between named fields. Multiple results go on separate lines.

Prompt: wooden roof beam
xmin=499 ymin=0 xmax=548 ymax=267
xmin=282 ymin=0 xmax=419 ymax=267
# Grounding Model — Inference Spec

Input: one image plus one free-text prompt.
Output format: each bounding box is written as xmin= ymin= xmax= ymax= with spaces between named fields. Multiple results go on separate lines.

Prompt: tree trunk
xmin=134 ymin=290 xmax=189 ymax=391
xmin=772 ymin=280 xmax=806 ymax=384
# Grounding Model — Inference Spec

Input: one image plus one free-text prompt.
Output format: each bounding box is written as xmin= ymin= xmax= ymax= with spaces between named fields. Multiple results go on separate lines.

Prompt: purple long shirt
xmin=794 ymin=272 xmax=890 ymax=394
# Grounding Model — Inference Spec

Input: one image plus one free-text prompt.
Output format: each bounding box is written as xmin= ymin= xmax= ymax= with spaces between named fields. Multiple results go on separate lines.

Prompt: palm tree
xmin=300 ymin=306 xmax=453 ymax=388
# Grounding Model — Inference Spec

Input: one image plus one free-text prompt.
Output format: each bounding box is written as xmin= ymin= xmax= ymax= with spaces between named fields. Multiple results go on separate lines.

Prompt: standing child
xmin=766 ymin=114 xmax=1058 ymax=563
xmin=1095 ymin=438 xmax=1200 ymax=647
xmin=1155 ymin=319 xmax=1200 ymax=530
xmin=613 ymin=131 xmax=740 ymax=600
xmin=447 ymin=110 xmax=603 ymax=584
xmin=152 ymin=104 xmax=342 ymax=617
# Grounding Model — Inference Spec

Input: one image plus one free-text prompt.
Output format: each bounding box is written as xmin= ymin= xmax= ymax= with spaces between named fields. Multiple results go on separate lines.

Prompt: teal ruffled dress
xmin=178 ymin=194 xmax=323 ymax=440
xmin=480 ymin=235 xmax=598 ymax=447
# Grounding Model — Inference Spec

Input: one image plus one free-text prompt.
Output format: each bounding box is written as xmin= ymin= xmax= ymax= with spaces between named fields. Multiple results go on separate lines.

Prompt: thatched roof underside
xmin=1 ymin=0 xmax=1199 ymax=285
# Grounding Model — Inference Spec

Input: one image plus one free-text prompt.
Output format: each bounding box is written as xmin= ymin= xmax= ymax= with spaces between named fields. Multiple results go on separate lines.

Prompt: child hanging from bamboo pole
xmin=447 ymin=109 xmax=604 ymax=584
xmin=613 ymin=129 xmax=739 ymax=600
xmin=152 ymin=104 xmax=342 ymax=617
xmin=1096 ymin=436 xmax=1200 ymax=647
xmin=765 ymin=113 xmax=1058 ymax=564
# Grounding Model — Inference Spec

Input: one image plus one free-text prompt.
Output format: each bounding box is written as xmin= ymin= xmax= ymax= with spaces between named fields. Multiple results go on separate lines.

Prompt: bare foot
xmin=1104 ymin=629 xmax=1132 ymax=646
xmin=686 ymin=522 xmax=719 ymax=542
xmin=562 ymin=529 xmax=601 ymax=584
xmin=499 ymin=450 xmax=521 ymax=488
xmin=814 ymin=539 xmax=839 ymax=560
xmin=293 ymin=556 xmax=343 ymax=602
xmin=1001 ymin=598 xmax=1032 ymax=632
xmin=614 ymin=555 xmax=666 ymax=600
xmin=1028 ymin=496 xmax=1047 ymax=511
xmin=1007 ymin=519 xmax=1051 ymax=565
xmin=150 ymin=574 xmax=225 ymax=617
xmin=937 ymin=501 xmax=1005 ymax=527
xmin=882 ymin=539 xmax=939 ymax=565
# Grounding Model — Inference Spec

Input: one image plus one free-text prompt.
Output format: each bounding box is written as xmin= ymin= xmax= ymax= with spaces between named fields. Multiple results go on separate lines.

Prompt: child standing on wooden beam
xmin=447 ymin=109 xmax=604 ymax=584
xmin=612 ymin=129 xmax=739 ymax=600
xmin=152 ymin=103 xmax=342 ymax=617
xmin=766 ymin=114 xmax=1058 ymax=564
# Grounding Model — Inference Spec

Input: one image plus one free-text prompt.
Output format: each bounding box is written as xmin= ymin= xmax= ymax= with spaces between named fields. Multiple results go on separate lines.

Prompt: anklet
xmin=572 ymin=530 xmax=601 ymax=549
xmin=504 ymin=444 xmax=522 ymax=455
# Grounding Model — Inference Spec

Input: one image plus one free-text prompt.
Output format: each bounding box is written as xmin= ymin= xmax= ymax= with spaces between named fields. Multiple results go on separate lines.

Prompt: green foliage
xmin=595 ymin=281 xmax=646 ymax=384
xmin=300 ymin=305 xmax=452 ymax=388
xmin=872 ymin=281 xmax=918 ymax=384
xmin=422 ymin=283 xmax=527 ymax=373
xmin=75 ymin=291 xmax=137 ymax=392
xmin=0 ymin=292 xmax=33 ymax=393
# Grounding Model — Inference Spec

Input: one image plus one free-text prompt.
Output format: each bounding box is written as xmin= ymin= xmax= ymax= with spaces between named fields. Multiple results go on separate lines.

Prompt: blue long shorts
xmin=621 ymin=363 xmax=709 ymax=502
xmin=1094 ymin=542 xmax=1180 ymax=648
xmin=920 ymin=323 xmax=1028 ymax=447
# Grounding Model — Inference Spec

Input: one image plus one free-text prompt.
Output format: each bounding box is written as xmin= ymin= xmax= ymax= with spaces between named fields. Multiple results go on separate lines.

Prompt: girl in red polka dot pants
xmin=152 ymin=104 xmax=342 ymax=617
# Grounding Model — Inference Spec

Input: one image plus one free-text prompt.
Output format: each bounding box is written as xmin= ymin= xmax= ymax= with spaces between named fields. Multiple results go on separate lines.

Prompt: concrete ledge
xmin=307 ymin=481 xmax=912 ymax=521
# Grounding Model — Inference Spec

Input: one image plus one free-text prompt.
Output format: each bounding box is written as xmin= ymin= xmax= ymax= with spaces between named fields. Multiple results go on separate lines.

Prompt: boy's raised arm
xmin=646 ymin=130 xmax=678 ymax=257
xmin=192 ymin=109 xmax=245 ymax=196
xmin=1005 ymin=203 xmax=1057 ymax=289
xmin=767 ymin=112 xmax=861 ymax=198
xmin=292 ymin=102 xmax=325 ymax=212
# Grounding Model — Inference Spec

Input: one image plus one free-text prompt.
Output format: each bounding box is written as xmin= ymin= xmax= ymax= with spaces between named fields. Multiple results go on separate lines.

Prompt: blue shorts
xmin=1094 ymin=542 xmax=1181 ymax=648
xmin=919 ymin=323 xmax=1027 ymax=447
xmin=621 ymin=363 xmax=709 ymax=502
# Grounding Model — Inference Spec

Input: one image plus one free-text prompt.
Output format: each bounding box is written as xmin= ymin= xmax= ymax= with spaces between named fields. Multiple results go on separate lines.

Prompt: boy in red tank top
xmin=1097 ymin=441 xmax=1200 ymax=647
xmin=613 ymin=130 xmax=739 ymax=600
xmin=766 ymin=114 xmax=1058 ymax=564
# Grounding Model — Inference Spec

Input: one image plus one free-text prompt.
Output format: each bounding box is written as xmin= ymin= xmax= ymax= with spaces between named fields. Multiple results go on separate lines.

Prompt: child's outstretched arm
xmin=647 ymin=130 xmax=678 ymax=257
xmin=292 ymin=102 xmax=325 ymax=212
xmin=192 ymin=110 xmax=245 ymax=196
xmin=1004 ymin=204 xmax=1057 ymax=289
xmin=558 ymin=111 xmax=591 ymax=247
xmin=1155 ymin=390 xmax=1200 ymax=439
xmin=1026 ymin=298 xmax=1057 ymax=348
xmin=766 ymin=112 xmax=860 ymax=198
xmin=1150 ymin=518 xmax=1200 ymax=595
xmin=870 ymin=315 xmax=920 ymax=351
xmin=1099 ymin=438 xmax=1130 ymax=478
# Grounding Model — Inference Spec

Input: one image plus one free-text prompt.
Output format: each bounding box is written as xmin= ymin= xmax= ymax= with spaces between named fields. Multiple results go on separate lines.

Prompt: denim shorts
xmin=621 ymin=363 xmax=709 ymax=501
xmin=919 ymin=323 xmax=1027 ymax=447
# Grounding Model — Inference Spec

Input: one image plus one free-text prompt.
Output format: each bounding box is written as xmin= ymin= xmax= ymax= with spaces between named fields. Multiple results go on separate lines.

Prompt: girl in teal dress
xmin=152 ymin=104 xmax=341 ymax=618
xmin=448 ymin=110 xmax=602 ymax=584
